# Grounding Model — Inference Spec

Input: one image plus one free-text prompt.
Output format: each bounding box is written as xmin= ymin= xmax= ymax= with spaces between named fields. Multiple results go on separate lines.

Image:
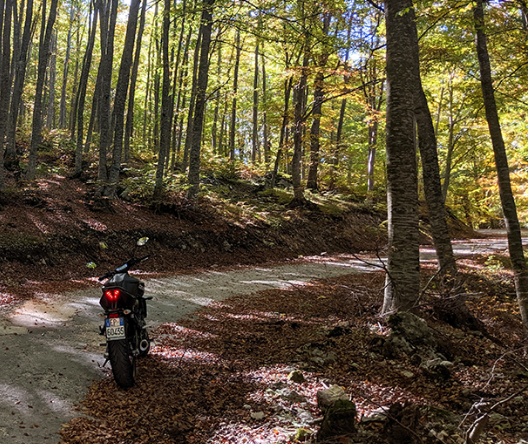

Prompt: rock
xmin=288 ymin=370 xmax=305 ymax=384
xmin=362 ymin=406 xmax=390 ymax=423
xmin=281 ymin=390 xmax=307 ymax=404
xmin=317 ymin=399 xmax=357 ymax=441
xmin=387 ymin=312 xmax=437 ymax=349
xmin=251 ymin=411 xmax=265 ymax=420
xmin=317 ymin=385 xmax=349 ymax=413
xmin=400 ymin=370 xmax=415 ymax=378
xmin=420 ymin=358 xmax=452 ymax=380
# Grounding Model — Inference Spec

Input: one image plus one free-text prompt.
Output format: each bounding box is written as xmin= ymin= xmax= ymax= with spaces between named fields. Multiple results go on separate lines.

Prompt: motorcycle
xmin=98 ymin=237 xmax=153 ymax=388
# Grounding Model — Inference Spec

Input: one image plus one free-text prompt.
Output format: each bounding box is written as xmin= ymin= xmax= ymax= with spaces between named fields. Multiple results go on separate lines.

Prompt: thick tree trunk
xmin=104 ymin=0 xmax=141 ymax=198
xmin=229 ymin=29 xmax=241 ymax=161
xmin=96 ymin=0 xmax=118 ymax=185
xmin=187 ymin=0 xmax=215 ymax=199
xmin=474 ymin=0 xmax=528 ymax=331
xmin=26 ymin=0 xmax=59 ymax=181
xmin=382 ymin=0 xmax=420 ymax=314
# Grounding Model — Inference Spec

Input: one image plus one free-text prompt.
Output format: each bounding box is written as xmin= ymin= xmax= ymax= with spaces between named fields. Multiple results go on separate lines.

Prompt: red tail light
xmin=109 ymin=312 xmax=120 ymax=318
xmin=104 ymin=289 xmax=121 ymax=301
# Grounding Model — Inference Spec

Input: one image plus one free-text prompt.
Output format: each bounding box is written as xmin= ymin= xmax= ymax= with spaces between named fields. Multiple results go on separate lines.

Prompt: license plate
xmin=105 ymin=317 xmax=126 ymax=340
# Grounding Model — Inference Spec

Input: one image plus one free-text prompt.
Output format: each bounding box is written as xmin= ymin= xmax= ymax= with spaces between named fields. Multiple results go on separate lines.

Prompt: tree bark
xmin=251 ymin=14 xmax=260 ymax=164
xmin=59 ymin=3 xmax=75 ymax=129
xmin=474 ymin=0 xmax=528 ymax=331
xmin=46 ymin=31 xmax=57 ymax=129
xmin=0 ymin=0 xmax=13 ymax=190
xmin=153 ymin=0 xmax=173 ymax=200
xmin=26 ymin=0 xmax=59 ymax=181
xmin=307 ymin=13 xmax=330 ymax=191
xmin=382 ymin=0 xmax=420 ymax=314
xmin=6 ymin=0 xmax=33 ymax=171
xmin=74 ymin=1 xmax=98 ymax=175
xmin=187 ymin=0 xmax=215 ymax=199
xmin=229 ymin=28 xmax=241 ymax=161
xmin=104 ymin=0 xmax=141 ymax=198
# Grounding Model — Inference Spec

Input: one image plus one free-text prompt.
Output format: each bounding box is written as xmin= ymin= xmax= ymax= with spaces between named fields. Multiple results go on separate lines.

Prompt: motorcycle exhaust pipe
xmin=139 ymin=339 xmax=149 ymax=352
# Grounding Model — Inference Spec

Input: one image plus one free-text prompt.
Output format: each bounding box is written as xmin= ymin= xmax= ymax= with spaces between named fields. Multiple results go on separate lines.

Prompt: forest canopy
xmin=1 ymin=0 xmax=528 ymax=227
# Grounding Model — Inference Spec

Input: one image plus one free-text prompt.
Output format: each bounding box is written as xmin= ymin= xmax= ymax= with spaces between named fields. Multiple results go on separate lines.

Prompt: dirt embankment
xmin=0 ymin=177 xmax=386 ymax=300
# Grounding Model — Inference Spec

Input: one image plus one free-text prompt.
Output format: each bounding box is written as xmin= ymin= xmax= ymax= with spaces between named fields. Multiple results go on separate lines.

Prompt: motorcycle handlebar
xmin=98 ymin=255 xmax=150 ymax=281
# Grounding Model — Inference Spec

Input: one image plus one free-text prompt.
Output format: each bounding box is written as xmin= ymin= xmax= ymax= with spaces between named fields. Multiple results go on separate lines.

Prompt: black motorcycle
xmin=98 ymin=237 xmax=152 ymax=388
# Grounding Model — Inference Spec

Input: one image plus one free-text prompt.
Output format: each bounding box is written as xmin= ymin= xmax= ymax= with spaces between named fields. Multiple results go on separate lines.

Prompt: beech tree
xmin=474 ymin=0 xmax=528 ymax=330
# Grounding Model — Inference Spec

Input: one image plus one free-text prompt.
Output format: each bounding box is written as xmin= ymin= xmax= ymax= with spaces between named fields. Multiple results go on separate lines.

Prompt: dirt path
xmin=0 ymin=255 xmax=381 ymax=444
xmin=0 ymin=234 xmax=519 ymax=444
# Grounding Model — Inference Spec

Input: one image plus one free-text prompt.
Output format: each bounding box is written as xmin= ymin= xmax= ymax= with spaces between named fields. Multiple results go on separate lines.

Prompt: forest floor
xmin=0 ymin=170 xmax=526 ymax=444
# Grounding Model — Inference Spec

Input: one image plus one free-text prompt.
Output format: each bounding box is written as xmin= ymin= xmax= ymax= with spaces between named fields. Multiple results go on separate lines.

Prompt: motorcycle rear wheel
xmin=108 ymin=339 xmax=135 ymax=388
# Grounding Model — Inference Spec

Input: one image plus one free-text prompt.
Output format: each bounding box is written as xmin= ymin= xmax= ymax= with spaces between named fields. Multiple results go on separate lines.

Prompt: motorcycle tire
xmin=108 ymin=339 xmax=135 ymax=388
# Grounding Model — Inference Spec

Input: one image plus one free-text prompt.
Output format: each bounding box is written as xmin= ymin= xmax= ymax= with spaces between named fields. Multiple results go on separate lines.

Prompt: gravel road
xmin=0 ymin=255 xmax=379 ymax=444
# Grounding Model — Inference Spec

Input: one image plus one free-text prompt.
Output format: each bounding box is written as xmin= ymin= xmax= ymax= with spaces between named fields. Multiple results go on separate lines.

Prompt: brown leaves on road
xmin=59 ymin=270 xmax=528 ymax=444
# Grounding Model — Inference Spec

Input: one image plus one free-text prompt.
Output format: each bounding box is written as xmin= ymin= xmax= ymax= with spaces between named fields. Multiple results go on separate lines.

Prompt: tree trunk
xmin=187 ymin=0 xmax=215 ymax=199
xmin=474 ymin=0 xmax=528 ymax=331
xmin=261 ymin=47 xmax=269 ymax=165
xmin=124 ymin=0 xmax=146 ymax=165
xmin=251 ymin=14 xmax=261 ymax=164
xmin=290 ymin=52 xmax=308 ymax=204
xmin=104 ymin=0 xmax=141 ymax=198
xmin=307 ymin=13 xmax=330 ymax=191
xmin=6 ymin=0 xmax=33 ymax=170
xmin=46 ymin=31 xmax=57 ymax=129
xmin=229 ymin=28 xmax=240 ymax=161
xmin=0 ymin=0 xmax=13 ymax=190
xmin=270 ymin=76 xmax=293 ymax=188
xmin=96 ymin=0 xmax=118 ymax=185
xmin=182 ymin=27 xmax=202 ymax=171
xmin=382 ymin=0 xmax=420 ymax=314
xmin=26 ymin=0 xmax=59 ymax=181
xmin=74 ymin=1 xmax=98 ymax=175
xmin=153 ymin=0 xmax=173 ymax=200
xmin=59 ymin=3 xmax=75 ymax=129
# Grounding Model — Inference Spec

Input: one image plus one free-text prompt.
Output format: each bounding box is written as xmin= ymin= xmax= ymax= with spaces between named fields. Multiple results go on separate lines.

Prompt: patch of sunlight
xmin=150 ymin=346 xmax=224 ymax=365
xmin=10 ymin=297 xmax=76 ymax=326
xmin=36 ymin=389 xmax=74 ymax=415
xmin=0 ymin=383 xmax=31 ymax=411
xmin=156 ymin=323 xmax=217 ymax=339
xmin=240 ymin=279 xmax=303 ymax=289
xmin=81 ymin=218 xmax=107 ymax=231
xmin=27 ymin=214 xmax=50 ymax=234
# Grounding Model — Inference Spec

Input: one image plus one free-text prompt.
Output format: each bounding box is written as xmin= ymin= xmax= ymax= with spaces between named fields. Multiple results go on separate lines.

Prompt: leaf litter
xmin=58 ymin=264 xmax=528 ymax=444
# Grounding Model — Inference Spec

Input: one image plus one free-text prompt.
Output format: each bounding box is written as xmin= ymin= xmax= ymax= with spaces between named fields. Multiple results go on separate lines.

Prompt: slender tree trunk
xmin=270 ymin=76 xmax=293 ymax=188
xmin=124 ymin=0 xmax=146 ymax=164
xmin=6 ymin=0 xmax=33 ymax=170
xmin=75 ymin=0 xmax=98 ymax=175
xmin=229 ymin=29 xmax=240 ymax=160
xmin=415 ymin=87 xmax=457 ymax=276
xmin=188 ymin=0 xmax=215 ymax=199
xmin=46 ymin=31 xmax=57 ymax=129
xmin=474 ymin=0 xmax=528 ymax=331
xmin=182 ymin=28 xmax=202 ymax=171
xmin=211 ymin=41 xmax=221 ymax=155
xmin=251 ymin=14 xmax=261 ymax=164
xmin=261 ymin=48 xmax=269 ymax=165
xmin=26 ymin=0 xmax=59 ymax=181
xmin=382 ymin=0 xmax=420 ymax=314
xmin=104 ymin=0 xmax=141 ymax=198
xmin=0 ymin=0 xmax=13 ymax=190
xmin=153 ymin=0 xmax=173 ymax=200
xmin=59 ymin=2 xmax=75 ymax=129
